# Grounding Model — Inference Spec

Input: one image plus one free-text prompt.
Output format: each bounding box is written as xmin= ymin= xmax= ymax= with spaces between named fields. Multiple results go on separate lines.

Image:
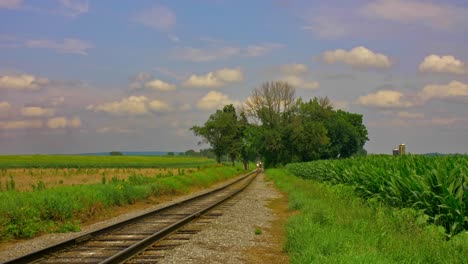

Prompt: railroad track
xmin=4 ymin=169 xmax=259 ymax=264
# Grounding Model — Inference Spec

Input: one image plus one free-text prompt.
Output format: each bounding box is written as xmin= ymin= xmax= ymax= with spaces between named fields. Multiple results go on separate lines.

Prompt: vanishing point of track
xmin=4 ymin=169 xmax=260 ymax=264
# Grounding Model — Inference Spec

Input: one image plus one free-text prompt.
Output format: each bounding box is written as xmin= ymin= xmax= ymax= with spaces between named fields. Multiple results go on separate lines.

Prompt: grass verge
xmin=0 ymin=165 xmax=245 ymax=241
xmin=266 ymin=168 xmax=468 ymax=264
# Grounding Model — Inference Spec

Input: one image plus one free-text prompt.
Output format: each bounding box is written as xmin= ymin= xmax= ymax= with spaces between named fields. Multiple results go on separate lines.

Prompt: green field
xmin=0 ymin=164 xmax=246 ymax=240
xmin=0 ymin=155 xmax=215 ymax=169
xmin=286 ymin=155 xmax=467 ymax=236
xmin=266 ymin=168 xmax=467 ymax=264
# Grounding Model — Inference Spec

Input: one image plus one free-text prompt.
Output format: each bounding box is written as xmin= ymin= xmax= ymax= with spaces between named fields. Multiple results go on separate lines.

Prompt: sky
xmin=0 ymin=0 xmax=467 ymax=155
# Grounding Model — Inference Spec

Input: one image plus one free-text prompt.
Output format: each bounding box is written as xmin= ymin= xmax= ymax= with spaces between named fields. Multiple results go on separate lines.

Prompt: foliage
xmin=286 ymin=155 xmax=468 ymax=236
xmin=109 ymin=151 xmax=123 ymax=156
xmin=192 ymin=81 xmax=369 ymax=168
xmin=191 ymin=105 xmax=242 ymax=164
xmin=266 ymin=168 xmax=468 ymax=264
xmin=0 ymin=155 xmax=214 ymax=169
xmin=0 ymin=165 xmax=246 ymax=240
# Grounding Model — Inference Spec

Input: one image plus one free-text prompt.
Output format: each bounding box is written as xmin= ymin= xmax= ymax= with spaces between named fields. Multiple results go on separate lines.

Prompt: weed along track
xmin=4 ymin=170 xmax=259 ymax=264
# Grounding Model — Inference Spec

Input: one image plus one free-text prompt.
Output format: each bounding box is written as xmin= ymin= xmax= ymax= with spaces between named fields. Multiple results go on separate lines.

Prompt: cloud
xmin=176 ymin=47 xmax=240 ymax=62
xmin=281 ymin=75 xmax=319 ymax=90
xmin=322 ymin=46 xmax=392 ymax=69
xmin=96 ymin=127 xmax=135 ymax=134
xmin=0 ymin=101 xmax=11 ymax=112
xmin=21 ymin=106 xmax=55 ymax=117
xmin=175 ymin=43 xmax=283 ymax=62
xmin=280 ymin=63 xmax=309 ymax=75
xmin=357 ymin=90 xmax=413 ymax=108
xmin=0 ymin=74 xmax=49 ymax=91
xmin=0 ymin=120 xmax=42 ymax=130
xmin=87 ymin=96 xmax=149 ymax=116
xmin=0 ymin=0 xmax=22 ymax=9
xmin=47 ymin=116 xmax=81 ymax=129
xmin=397 ymin=111 xmax=424 ymax=119
xmin=49 ymin=96 xmax=65 ymax=106
xmin=245 ymin=43 xmax=284 ymax=57
xmin=196 ymin=91 xmax=241 ymax=110
xmin=59 ymin=0 xmax=88 ymax=17
xmin=418 ymin=81 xmax=468 ymax=102
xmin=134 ymin=6 xmax=176 ymax=31
xmin=26 ymin=38 xmax=92 ymax=55
xmin=183 ymin=68 xmax=243 ymax=88
xmin=144 ymin=79 xmax=176 ymax=91
xmin=361 ymin=0 xmax=467 ymax=31
xmin=303 ymin=15 xmax=353 ymax=39
xmin=148 ymin=100 xmax=172 ymax=112
xmin=419 ymin=55 xmax=466 ymax=75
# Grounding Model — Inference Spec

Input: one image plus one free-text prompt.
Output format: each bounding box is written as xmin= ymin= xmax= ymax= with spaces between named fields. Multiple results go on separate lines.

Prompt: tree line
xmin=191 ymin=81 xmax=369 ymax=168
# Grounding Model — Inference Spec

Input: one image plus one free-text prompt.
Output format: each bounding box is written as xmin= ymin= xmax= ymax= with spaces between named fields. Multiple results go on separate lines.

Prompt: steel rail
xmin=3 ymin=169 xmax=259 ymax=264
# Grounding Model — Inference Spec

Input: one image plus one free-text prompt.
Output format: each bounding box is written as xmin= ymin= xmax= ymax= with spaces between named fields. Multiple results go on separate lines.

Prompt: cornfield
xmin=286 ymin=155 xmax=468 ymax=236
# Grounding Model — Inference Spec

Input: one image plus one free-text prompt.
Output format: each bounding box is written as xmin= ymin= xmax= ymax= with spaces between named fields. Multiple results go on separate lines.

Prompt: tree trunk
xmin=216 ymin=155 xmax=221 ymax=164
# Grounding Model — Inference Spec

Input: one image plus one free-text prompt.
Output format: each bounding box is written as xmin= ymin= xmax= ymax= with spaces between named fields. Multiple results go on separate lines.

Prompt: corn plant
xmin=286 ymin=155 xmax=467 ymax=236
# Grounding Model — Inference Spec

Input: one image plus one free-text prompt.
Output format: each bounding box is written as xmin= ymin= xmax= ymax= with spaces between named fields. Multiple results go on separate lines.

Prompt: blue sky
xmin=0 ymin=0 xmax=467 ymax=154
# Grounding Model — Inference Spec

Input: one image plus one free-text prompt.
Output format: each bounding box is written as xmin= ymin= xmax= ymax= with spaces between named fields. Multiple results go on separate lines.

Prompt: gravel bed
xmin=0 ymin=173 xmax=251 ymax=263
xmin=160 ymin=173 xmax=285 ymax=264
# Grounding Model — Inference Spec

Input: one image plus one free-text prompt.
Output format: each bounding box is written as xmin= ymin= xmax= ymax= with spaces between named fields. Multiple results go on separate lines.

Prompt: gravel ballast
xmin=160 ymin=172 xmax=289 ymax=264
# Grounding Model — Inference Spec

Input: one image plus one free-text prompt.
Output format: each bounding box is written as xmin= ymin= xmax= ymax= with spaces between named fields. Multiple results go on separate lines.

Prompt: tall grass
xmin=0 ymin=165 xmax=245 ymax=240
xmin=0 ymin=155 xmax=214 ymax=169
xmin=286 ymin=155 xmax=467 ymax=236
xmin=266 ymin=169 xmax=468 ymax=264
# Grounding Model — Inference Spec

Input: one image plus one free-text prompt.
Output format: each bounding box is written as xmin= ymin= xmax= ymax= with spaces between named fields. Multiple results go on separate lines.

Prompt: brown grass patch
xmin=0 ymin=168 xmax=198 ymax=191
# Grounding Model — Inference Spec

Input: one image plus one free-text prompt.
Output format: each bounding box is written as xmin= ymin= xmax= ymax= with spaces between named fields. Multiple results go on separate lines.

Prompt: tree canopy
xmin=191 ymin=81 xmax=368 ymax=167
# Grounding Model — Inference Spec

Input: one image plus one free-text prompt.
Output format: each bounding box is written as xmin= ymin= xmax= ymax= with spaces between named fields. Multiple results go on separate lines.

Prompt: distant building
xmin=392 ymin=144 xmax=406 ymax=156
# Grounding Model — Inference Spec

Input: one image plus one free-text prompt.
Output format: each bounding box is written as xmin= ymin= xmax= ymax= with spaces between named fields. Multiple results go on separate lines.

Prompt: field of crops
xmin=286 ymin=155 xmax=467 ymax=236
xmin=0 ymin=155 xmax=215 ymax=168
xmin=0 ymin=163 xmax=245 ymax=240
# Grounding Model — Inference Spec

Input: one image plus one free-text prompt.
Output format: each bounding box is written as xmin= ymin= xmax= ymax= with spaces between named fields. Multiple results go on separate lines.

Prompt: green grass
xmin=266 ymin=168 xmax=468 ymax=264
xmin=0 ymin=165 xmax=246 ymax=240
xmin=286 ymin=155 xmax=467 ymax=236
xmin=0 ymin=155 xmax=215 ymax=169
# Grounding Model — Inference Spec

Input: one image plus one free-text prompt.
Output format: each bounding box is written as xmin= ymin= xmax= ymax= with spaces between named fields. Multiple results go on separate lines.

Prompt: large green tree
xmin=191 ymin=104 xmax=240 ymax=164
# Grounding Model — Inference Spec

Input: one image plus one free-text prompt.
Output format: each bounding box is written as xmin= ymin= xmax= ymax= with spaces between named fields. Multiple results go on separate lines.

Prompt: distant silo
xmin=393 ymin=148 xmax=399 ymax=156
xmin=399 ymin=144 xmax=406 ymax=155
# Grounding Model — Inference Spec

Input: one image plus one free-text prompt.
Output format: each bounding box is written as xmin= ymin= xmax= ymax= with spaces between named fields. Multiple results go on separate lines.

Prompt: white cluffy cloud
xmin=0 ymin=120 xmax=42 ymax=130
xmin=87 ymin=96 xmax=173 ymax=115
xmin=397 ymin=111 xmax=424 ymax=119
xmin=278 ymin=63 xmax=319 ymax=89
xmin=280 ymin=63 xmax=309 ymax=75
xmin=87 ymin=96 xmax=149 ymax=116
xmin=418 ymin=81 xmax=468 ymax=101
xmin=148 ymin=99 xmax=172 ymax=112
xmin=47 ymin=116 xmax=81 ymax=129
xmin=322 ymin=46 xmax=392 ymax=69
xmin=357 ymin=90 xmax=413 ymax=108
xmin=130 ymin=72 xmax=176 ymax=91
xmin=21 ymin=106 xmax=55 ymax=117
xmin=0 ymin=74 xmax=49 ymax=91
xmin=176 ymin=43 xmax=283 ymax=62
xmin=0 ymin=0 xmax=22 ymax=9
xmin=183 ymin=68 xmax=243 ymax=88
xmin=144 ymin=79 xmax=176 ymax=91
xmin=134 ymin=6 xmax=176 ymax=31
xmin=197 ymin=91 xmax=241 ymax=110
xmin=419 ymin=55 xmax=467 ymax=75
xmin=281 ymin=75 xmax=319 ymax=90
xmin=59 ymin=0 xmax=89 ymax=17
xmin=0 ymin=101 xmax=11 ymax=112
xmin=26 ymin=38 xmax=92 ymax=55
xmin=361 ymin=0 xmax=467 ymax=31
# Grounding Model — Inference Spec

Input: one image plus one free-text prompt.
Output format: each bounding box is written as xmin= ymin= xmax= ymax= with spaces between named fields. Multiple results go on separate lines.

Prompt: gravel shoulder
xmin=160 ymin=172 xmax=290 ymax=264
